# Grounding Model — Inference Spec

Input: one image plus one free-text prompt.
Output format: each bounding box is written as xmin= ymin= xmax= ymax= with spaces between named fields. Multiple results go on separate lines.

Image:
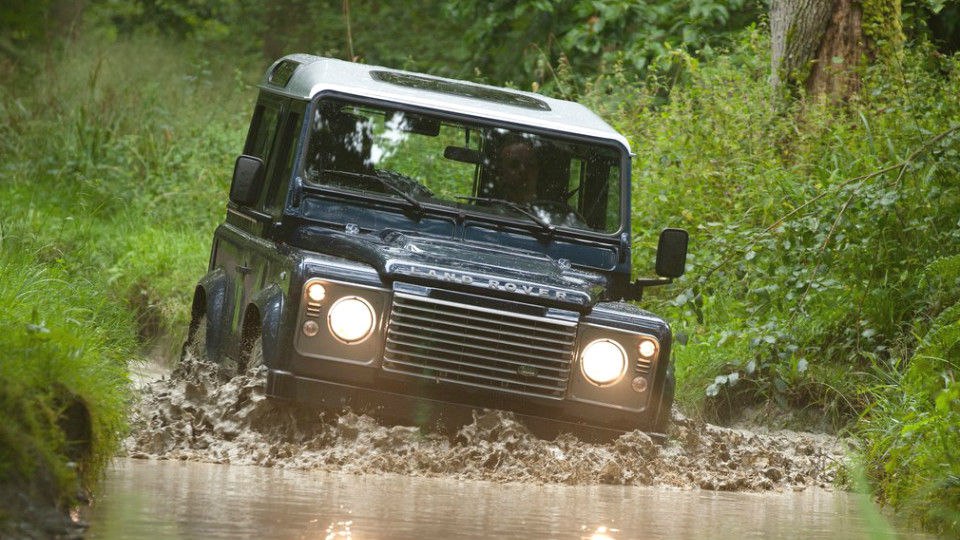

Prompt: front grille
xmin=383 ymin=291 xmax=577 ymax=399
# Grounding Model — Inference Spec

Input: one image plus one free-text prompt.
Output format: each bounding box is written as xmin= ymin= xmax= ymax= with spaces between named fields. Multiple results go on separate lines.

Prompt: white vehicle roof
xmin=260 ymin=54 xmax=631 ymax=153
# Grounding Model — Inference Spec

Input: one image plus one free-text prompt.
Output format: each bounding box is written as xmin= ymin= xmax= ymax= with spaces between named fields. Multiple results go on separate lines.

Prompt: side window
xmin=262 ymin=110 xmax=303 ymax=216
xmin=244 ymin=102 xmax=283 ymax=165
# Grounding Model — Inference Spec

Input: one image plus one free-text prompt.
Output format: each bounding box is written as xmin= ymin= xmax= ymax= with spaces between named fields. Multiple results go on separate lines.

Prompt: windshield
xmin=301 ymin=98 xmax=624 ymax=233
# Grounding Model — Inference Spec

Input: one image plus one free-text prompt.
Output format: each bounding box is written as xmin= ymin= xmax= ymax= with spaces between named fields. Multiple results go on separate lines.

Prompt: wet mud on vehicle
xmin=186 ymin=55 xmax=688 ymax=440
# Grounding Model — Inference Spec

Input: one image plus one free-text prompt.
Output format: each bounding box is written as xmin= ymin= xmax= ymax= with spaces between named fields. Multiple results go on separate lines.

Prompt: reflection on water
xmin=86 ymin=459 xmax=923 ymax=539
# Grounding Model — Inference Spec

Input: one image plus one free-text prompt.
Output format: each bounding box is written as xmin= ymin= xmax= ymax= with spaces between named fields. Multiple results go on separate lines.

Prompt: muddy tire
xmin=245 ymin=335 xmax=264 ymax=373
xmin=182 ymin=315 xmax=208 ymax=363
xmin=651 ymin=364 xmax=676 ymax=434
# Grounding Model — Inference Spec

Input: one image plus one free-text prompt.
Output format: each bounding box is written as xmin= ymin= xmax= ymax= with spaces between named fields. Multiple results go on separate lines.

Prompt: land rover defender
xmin=186 ymin=54 xmax=688 ymax=438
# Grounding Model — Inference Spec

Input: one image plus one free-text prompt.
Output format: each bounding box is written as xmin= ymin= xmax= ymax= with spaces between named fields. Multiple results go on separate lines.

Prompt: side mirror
xmin=655 ymin=228 xmax=688 ymax=278
xmin=229 ymin=155 xmax=265 ymax=206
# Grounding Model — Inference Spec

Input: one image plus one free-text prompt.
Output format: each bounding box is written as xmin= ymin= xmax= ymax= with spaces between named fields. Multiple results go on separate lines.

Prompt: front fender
xmin=195 ymin=267 xmax=231 ymax=361
xmin=248 ymin=283 xmax=287 ymax=370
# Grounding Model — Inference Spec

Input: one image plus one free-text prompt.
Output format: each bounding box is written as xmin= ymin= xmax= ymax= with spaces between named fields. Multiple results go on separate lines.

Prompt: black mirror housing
xmin=655 ymin=228 xmax=688 ymax=278
xmin=229 ymin=155 xmax=265 ymax=206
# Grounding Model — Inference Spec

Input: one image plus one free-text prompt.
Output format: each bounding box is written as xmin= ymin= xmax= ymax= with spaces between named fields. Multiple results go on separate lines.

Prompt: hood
xmin=291 ymin=226 xmax=608 ymax=307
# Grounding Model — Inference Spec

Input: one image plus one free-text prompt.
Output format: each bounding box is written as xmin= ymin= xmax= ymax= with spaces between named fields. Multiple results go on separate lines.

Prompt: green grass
xmin=0 ymin=252 xmax=129 ymax=507
xmin=0 ymin=34 xmax=252 ymax=515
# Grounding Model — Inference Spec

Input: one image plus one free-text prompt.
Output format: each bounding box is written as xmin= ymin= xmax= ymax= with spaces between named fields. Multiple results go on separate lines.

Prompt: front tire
xmin=651 ymin=364 xmax=676 ymax=433
xmin=244 ymin=335 xmax=264 ymax=373
xmin=181 ymin=315 xmax=208 ymax=363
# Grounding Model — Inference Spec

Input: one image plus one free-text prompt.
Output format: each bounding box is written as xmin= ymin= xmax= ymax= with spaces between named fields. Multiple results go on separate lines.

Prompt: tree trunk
xmin=807 ymin=0 xmax=864 ymax=97
xmin=771 ymin=0 xmax=903 ymax=100
xmin=770 ymin=0 xmax=834 ymax=89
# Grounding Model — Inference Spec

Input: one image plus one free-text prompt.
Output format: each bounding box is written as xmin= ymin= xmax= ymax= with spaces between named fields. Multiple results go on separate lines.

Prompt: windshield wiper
xmin=457 ymin=196 xmax=554 ymax=232
xmin=326 ymin=169 xmax=423 ymax=213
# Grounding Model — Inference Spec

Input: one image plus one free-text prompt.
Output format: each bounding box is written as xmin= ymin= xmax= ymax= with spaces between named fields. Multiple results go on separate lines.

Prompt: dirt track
xmin=124 ymin=352 xmax=846 ymax=491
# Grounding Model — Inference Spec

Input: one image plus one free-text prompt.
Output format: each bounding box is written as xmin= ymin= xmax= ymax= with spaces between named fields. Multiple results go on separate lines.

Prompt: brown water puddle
xmin=85 ymin=458 xmax=933 ymax=539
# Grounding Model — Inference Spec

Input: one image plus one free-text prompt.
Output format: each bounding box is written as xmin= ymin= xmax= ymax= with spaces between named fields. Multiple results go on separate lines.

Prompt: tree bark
xmin=771 ymin=0 xmax=903 ymax=100
xmin=770 ymin=0 xmax=834 ymax=89
xmin=807 ymin=0 xmax=863 ymax=97
xmin=770 ymin=0 xmax=865 ymax=100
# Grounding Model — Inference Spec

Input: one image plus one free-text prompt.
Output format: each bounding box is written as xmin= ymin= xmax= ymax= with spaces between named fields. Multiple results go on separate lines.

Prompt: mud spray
xmin=125 ymin=351 xmax=845 ymax=491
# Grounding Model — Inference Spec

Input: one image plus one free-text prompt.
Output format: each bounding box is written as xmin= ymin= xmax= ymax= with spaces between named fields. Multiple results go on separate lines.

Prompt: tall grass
xmin=0 ymin=34 xmax=253 ymax=512
xmin=0 ymin=253 xmax=128 ymax=502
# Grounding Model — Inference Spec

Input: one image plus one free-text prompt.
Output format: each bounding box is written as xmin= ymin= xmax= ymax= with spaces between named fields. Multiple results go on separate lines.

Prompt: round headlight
xmin=580 ymin=339 xmax=627 ymax=387
xmin=327 ymin=296 xmax=375 ymax=343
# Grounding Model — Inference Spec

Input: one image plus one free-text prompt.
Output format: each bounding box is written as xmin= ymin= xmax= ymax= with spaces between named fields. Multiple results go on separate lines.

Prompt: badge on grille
xmin=517 ymin=365 xmax=538 ymax=378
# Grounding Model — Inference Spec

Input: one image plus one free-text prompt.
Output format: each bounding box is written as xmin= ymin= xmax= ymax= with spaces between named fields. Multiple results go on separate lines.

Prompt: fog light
xmin=306 ymin=282 xmax=327 ymax=303
xmin=328 ymin=296 xmax=375 ymax=343
xmin=638 ymin=338 xmax=657 ymax=358
xmin=302 ymin=320 xmax=320 ymax=337
xmin=580 ymin=339 xmax=627 ymax=387
xmin=631 ymin=376 xmax=648 ymax=393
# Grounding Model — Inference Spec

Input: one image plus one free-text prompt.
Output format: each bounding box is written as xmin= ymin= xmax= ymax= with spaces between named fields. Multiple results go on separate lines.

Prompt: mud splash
xmin=124 ymin=353 xmax=845 ymax=491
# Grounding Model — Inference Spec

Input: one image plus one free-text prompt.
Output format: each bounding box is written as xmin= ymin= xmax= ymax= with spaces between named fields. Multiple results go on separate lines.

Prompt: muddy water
xmin=104 ymin=354 xmax=935 ymax=538
xmin=86 ymin=458 xmax=926 ymax=539
xmin=124 ymin=353 xmax=845 ymax=491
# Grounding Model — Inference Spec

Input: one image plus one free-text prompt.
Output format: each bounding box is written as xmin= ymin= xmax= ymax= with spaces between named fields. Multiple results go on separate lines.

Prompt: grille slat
xmin=383 ymin=290 xmax=578 ymax=399
xmin=388 ymin=325 xmax=575 ymax=359
xmin=636 ymin=358 xmax=653 ymax=374
xmin=392 ymin=310 xmax=573 ymax=348
xmin=384 ymin=340 xmax=569 ymax=379
xmin=384 ymin=357 xmax=568 ymax=392
xmin=392 ymin=301 xmax=575 ymax=338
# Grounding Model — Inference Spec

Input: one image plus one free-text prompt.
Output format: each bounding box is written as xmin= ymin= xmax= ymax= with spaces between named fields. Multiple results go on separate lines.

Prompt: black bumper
xmin=266 ymin=369 xmax=664 ymax=442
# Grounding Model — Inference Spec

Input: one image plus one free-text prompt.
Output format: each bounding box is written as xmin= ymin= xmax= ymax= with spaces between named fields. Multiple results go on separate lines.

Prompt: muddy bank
xmin=124 ymin=352 xmax=846 ymax=491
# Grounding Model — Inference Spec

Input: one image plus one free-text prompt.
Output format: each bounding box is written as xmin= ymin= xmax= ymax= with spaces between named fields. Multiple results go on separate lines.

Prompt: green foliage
xmin=447 ymin=0 xmax=763 ymax=88
xmin=857 ymin=253 xmax=960 ymax=536
xmin=571 ymin=28 xmax=960 ymax=530
xmin=94 ymin=0 xmax=471 ymax=78
xmin=573 ymin=30 xmax=960 ymax=425
xmin=1 ymin=35 xmax=247 ymax=335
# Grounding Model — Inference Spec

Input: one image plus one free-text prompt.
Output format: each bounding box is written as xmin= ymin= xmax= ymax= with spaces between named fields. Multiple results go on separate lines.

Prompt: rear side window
xmin=244 ymin=102 xmax=283 ymax=163
xmin=263 ymin=110 xmax=303 ymax=216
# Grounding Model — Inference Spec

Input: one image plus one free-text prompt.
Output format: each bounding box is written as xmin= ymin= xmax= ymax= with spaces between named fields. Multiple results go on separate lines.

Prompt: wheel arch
xmin=189 ymin=268 xmax=231 ymax=361
xmin=242 ymin=283 xmax=286 ymax=370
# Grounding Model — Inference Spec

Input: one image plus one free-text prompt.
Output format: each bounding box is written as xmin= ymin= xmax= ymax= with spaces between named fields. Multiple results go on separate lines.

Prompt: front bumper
xmin=266 ymin=368 xmax=665 ymax=441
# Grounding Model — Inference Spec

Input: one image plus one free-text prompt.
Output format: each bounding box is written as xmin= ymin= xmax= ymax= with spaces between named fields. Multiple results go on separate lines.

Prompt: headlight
xmin=327 ymin=296 xmax=375 ymax=343
xmin=580 ymin=339 xmax=627 ymax=387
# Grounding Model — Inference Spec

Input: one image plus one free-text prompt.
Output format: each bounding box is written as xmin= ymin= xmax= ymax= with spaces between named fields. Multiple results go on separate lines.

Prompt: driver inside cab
xmin=493 ymin=136 xmax=540 ymax=203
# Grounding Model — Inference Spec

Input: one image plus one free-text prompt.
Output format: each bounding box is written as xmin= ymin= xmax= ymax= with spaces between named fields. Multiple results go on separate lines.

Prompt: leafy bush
xmin=571 ymin=27 xmax=960 ymax=531
xmin=574 ymin=30 xmax=960 ymax=424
